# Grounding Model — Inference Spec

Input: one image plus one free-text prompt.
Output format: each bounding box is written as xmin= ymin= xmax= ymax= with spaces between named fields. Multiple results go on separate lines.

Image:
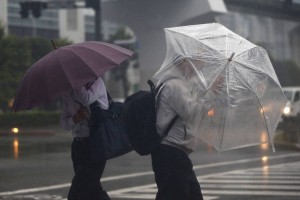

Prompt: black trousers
xmin=68 ymin=138 xmax=110 ymax=200
xmin=151 ymin=144 xmax=203 ymax=200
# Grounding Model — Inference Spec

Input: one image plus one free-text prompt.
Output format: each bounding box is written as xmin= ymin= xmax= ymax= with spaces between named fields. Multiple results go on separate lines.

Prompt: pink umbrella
xmin=12 ymin=41 xmax=134 ymax=112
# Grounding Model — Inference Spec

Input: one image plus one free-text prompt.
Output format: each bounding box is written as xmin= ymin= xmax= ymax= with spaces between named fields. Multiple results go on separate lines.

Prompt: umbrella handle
xmin=51 ymin=40 xmax=58 ymax=49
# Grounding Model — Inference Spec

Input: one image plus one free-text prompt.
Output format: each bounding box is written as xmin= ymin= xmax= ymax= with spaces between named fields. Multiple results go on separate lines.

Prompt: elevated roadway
xmin=102 ymin=0 xmax=227 ymax=88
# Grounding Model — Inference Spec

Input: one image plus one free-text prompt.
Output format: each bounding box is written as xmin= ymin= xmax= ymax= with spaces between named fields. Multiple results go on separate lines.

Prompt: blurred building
xmin=0 ymin=0 xmax=119 ymax=43
xmin=218 ymin=0 xmax=300 ymax=67
xmin=1 ymin=0 xmax=300 ymax=93
xmin=3 ymin=0 xmax=60 ymax=39
xmin=0 ymin=0 xmax=138 ymax=98
xmin=102 ymin=0 xmax=228 ymax=89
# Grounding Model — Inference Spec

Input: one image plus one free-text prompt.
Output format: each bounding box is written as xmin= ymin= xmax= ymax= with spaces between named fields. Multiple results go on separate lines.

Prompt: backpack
xmin=123 ymin=80 xmax=178 ymax=156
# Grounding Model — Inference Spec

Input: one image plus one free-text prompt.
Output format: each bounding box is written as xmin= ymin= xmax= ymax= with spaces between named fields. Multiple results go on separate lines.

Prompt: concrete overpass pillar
xmin=102 ymin=0 xmax=227 ymax=89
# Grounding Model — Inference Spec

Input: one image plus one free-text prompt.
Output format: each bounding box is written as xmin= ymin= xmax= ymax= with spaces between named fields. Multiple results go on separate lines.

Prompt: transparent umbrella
xmin=154 ymin=23 xmax=287 ymax=152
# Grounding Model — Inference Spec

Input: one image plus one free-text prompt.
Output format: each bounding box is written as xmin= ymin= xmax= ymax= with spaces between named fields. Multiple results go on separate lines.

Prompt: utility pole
xmin=85 ymin=0 xmax=102 ymax=41
xmin=94 ymin=0 xmax=102 ymax=41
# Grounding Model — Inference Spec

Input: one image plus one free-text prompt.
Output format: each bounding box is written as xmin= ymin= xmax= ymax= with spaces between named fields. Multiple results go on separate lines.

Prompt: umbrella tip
xmin=228 ymin=53 xmax=235 ymax=61
xmin=51 ymin=40 xmax=58 ymax=49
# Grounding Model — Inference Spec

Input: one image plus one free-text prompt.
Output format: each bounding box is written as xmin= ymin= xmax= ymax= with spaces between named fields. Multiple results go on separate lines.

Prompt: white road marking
xmin=107 ymin=161 xmax=300 ymax=199
xmin=201 ymin=179 xmax=300 ymax=184
xmin=216 ymin=175 xmax=300 ymax=179
xmin=0 ymin=153 xmax=300 ymax=198
xmin=193 ymin=152 xmax=300 ymax=170
xmin=0 ymin=172 xmax=152 ymax=196
xmin=228 ymin=171 xmax=300 ymax=175
xmin=201 ymin=183 xmax=300 ymax=190
xmin=202 ymin=190 xmax=300 ymax=196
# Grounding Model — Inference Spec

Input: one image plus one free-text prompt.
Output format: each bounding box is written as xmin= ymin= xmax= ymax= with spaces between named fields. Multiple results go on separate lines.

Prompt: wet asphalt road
xmin=0 ymin=128 xmax=300 ymax=200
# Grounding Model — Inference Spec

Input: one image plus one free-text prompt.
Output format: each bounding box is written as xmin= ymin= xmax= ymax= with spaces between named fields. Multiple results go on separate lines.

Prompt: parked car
xmin=282 ymin=87 xmax=300 ymax=120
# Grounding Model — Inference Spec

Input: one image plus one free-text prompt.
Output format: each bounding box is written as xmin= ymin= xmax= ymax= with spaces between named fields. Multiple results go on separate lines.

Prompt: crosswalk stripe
xmin=108 ymin=161 xmax=300 ymax=199
xmin=111 ymin=194 xmax=155 ymax=199
xmin=1 ymin=153 xmax=300 ymax=197
xmin=197 ymin=161 xmax=300 ymax=197
xmin=202 ymin=190 xmax=300 ymax=196
xmin=216 ymin=175 xmax=300 ymax=179
xmin=200 ymin=179 xmax=300 ymax=184
xmin=1 ymin=156 xmax=300 ymax=199
xmin=201 ymin=183 xmax=300 ymax=190
xmin=229 ymin=171 xmax=300 ymax=175
xmin=192 ymin=153 xmax=300 ymax=170
xmin=111 ymin=194 xmax=219 ymax=200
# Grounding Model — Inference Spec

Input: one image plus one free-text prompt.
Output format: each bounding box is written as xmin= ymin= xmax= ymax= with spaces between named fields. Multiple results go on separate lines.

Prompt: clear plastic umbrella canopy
xmin=154 ymin=23 xmax=287 ymax=152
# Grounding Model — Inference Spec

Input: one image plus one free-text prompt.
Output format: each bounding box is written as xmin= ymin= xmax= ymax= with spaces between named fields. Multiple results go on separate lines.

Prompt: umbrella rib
xmin=233 ymin=41 xmax=257 ymax=57
xmin=234 ymin=68 xmax=274 ymax=151
xmin=197 ymin=41 xmax=225 ymax=62
xmin=233 ymin=60 xmax=281 ymax=88
xmin=219 ymin=64 xmax=230 ymax=151
xmin=167 ymin=29 xmax=225 ymax=62
xmin=86 ymin=41 xmax=133 ymax=55
xmin=54 ymin=50 xmax=76 ymax=89
xmin=219 ymin=100 xmax=228 ymax=151
xmin=205 ymin=61 xmax=229 ymax=93
xmin=201 ymin=61 xmax=229 ymax=151
xmin=196 ymin=33 xmax=255 ymax=62
xmin=63 ymin=48 xmax=104 ymax=76
xmin=69 ymin=45 xmax=126 ymax=65
xmin=38 ymin=51 xmax=57 ymax=103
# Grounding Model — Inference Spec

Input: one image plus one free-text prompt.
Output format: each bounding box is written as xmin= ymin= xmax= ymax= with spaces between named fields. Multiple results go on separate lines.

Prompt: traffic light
xmin=32 ymin=2 xmax=43 ymax=18
xmin=20 ymin=2 xmax=30 ymax=18
xmin=19 ymin=1 xmax=48 ymax=18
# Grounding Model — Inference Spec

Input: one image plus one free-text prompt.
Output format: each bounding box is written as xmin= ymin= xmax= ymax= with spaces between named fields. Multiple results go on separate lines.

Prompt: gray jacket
xmin=156 ymin=78 xmax=206 ymax=154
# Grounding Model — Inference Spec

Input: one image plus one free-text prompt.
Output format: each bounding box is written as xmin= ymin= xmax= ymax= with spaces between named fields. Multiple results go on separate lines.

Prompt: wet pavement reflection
xmin=0 ymin=129 xmax=71 ymax=160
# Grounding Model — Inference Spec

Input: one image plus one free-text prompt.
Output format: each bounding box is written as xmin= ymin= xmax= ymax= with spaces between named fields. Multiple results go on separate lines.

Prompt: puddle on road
xmin=0 ymin=133 xmax=72 ymax=160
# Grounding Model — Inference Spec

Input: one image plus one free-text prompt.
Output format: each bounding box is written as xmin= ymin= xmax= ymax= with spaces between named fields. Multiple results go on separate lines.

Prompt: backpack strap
xmin=147 ymin=80 xmax=156 ymax=91
xmin=161 ymin=115 xmax=179 ymax=137
xmin=147 ymin=79 xmax=163 ymax=94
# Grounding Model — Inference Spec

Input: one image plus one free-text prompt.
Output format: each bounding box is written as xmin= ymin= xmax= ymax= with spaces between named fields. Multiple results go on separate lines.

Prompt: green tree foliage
xmin=25 ymin=37 xmax=72 ymax=111
xmin=0 ymin=35 xmax=31 ymax=111
xmin=0 ymin=20 xmax=72 ymax=111
xmin=27 ymin=37 xmax=71 ymax=64
xmin=108 ymin=27 xmax=133 ymax=42
xmin=0 ymin=21 xmax=4 ymax=40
